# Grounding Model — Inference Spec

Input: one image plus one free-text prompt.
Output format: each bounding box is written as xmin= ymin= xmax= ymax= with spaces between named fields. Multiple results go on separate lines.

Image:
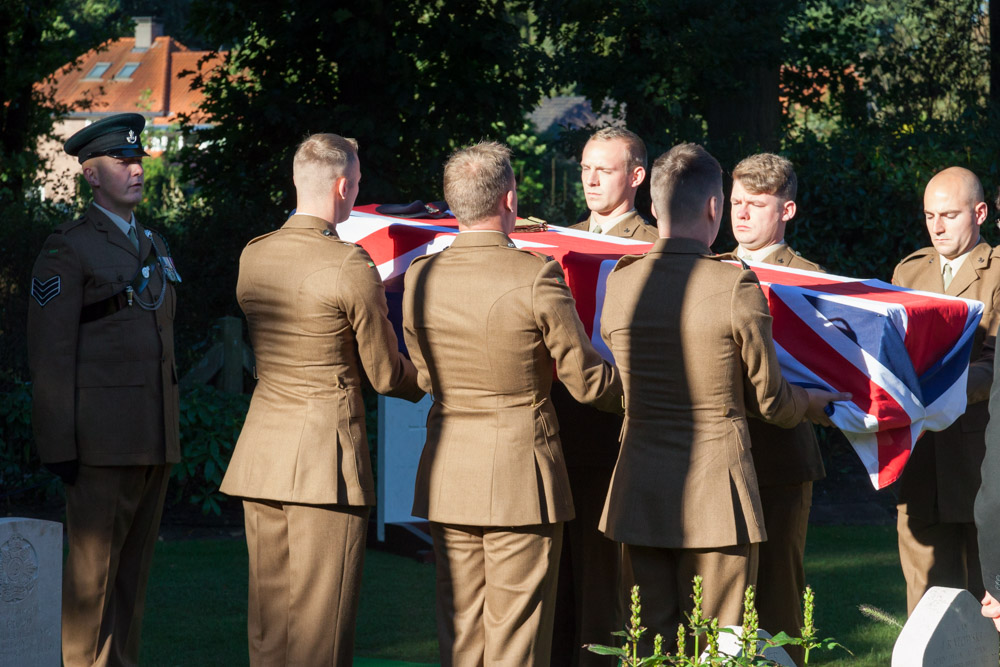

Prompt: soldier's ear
xmin=334 ymin=175 xmax=349 ymax=201
xmin=781 ymin=199 xmax=797 ymax=223
xmin=650 ymin=201 xmax=659 ymax=221
xmin=82 ymin=163 xmax=99 ymax=188
xmin=631 ymin=166 xmax=646 ymax=188
xmin=975 ymin=200 xmax=988 ymax=226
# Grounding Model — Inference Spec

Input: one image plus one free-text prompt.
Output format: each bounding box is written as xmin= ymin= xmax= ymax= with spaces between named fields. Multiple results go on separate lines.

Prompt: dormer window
xmin=83 ymin=62 xmax=111 ymax=80
xmin=114 ymin=62 xmax=140 ymax=80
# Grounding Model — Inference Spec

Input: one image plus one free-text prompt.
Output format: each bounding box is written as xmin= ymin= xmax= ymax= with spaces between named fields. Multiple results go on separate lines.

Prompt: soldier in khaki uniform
xmin=598 ymin=143 xmax=847 ymax=653
xmin=220 ymin=134 xmax=422 ymax=665
xmin=728 ymin=153 xmax=825 ymax=664
xmin=892 ymin=166 xmax=1000 ymax=614
xmin=552 ymin=127 xmax=656 ymax=666
xmin=27 ymin=113 xmax=180 ymax=667
xmin=403 ymin=142 xmax=622 ymax=666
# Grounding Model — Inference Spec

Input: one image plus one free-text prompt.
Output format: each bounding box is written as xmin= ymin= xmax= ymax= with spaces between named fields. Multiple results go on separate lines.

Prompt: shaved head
xmin=923 ymin=166 xmax=988 ymax=259
xmin=925 ymin=166 xmax=984 ymax=208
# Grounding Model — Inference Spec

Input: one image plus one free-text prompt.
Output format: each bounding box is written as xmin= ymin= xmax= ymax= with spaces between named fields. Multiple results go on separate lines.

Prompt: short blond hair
xmin=732 ymin=153 xmax=796 ymax=201
xmin=589 ymin=127 xmax=647 ymax=171
xmin=443 ymin=141 xmax=514 ymax=223
xmin=650 ymin=143 xmax=722 ymax=224
xmin=293 ymin=133 xmax=359 ymax=195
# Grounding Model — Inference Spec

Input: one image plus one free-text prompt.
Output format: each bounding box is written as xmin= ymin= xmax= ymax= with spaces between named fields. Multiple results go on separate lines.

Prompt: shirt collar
xmin=940 ymin=249 xmax=972 ymax=275
xmin=93 ymin=202 xmax=136 ymax=238
xmin=737 ymin=241 xmax=786 ymax=263
xmin=589 ymin=209 xmax=635 ymax=234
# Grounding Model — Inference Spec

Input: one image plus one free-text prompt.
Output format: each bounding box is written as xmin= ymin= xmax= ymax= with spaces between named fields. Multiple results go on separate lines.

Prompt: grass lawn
xmin=140 ymin=525 xmax=907 ymax=665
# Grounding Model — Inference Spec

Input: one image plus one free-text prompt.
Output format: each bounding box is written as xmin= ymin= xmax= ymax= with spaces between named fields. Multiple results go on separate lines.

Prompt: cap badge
xmin=126 ymin=130 xmax=137 ymax=144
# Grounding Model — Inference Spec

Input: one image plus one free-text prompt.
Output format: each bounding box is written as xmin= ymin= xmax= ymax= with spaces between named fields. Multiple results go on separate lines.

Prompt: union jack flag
xmin=340 ymin=206 xmax=983 ymax=490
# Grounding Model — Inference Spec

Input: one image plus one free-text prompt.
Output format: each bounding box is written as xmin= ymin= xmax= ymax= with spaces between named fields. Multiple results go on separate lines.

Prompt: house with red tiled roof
xmin=39 ymin=17 xmax=223 ymax=200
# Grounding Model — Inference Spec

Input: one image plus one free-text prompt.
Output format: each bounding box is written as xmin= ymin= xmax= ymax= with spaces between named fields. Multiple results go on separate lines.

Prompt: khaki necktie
xmin=592 ymin=224 xmax=603 ymax=235
xmin=942 ymin=262 xmax=953 ymax=290
xmin=127 ymin=225 xmax=139 ymax=251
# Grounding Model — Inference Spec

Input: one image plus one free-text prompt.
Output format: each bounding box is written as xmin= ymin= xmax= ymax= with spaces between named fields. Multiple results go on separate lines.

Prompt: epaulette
xmin=246 ymin=230 xmax=281 ymax=245
xmin=610 ymin=253 xmax=646 ymax=273
xmin=897 ymin=246 xmax=936 ymax=266
xmin=707 ymin=252 xmax=749 ymax=270
xmin=408 ymin=252 xmax=434 ymax=268
xmin=55 ymin=216 xmax=89 ymax=234
xmin=501 ymin=242 xmax=552 ymax=263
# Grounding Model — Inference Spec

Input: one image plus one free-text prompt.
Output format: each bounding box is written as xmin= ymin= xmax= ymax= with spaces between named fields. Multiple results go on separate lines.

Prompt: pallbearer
xmin=728 ymin=153 xmax=825 ymax=664
xmin=403 ymin=141 xmax=622 ymax=666
xmin=598 ymin=143 xmax=847 ymax=654
xmin=221 ymin=134 xmax=422 ymax=665
xmin=893 ymin=166 xmax=1000 ymax=615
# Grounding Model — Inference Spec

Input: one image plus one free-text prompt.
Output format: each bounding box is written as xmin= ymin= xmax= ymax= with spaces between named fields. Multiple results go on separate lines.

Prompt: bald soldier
xmin=27 ymin=113 xmax=180 ymax=666
xmin=403 ymin=141 xmax=622 ymax=666
xmin=220 ymin=134 xmax=422 ymax=665
xmin=893 ymin=166 xmax=1000 ymax=614
xmin=598 ymin=143 xmax=848 ymax=653
xmin=552 ymin=127 xmax=656 ymax=666
xmin=729 ymin=153 xmax=825 ymax=663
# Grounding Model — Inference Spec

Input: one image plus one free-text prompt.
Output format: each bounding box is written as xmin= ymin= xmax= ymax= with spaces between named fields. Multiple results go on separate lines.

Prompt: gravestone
xmin=703 ymin=627 xmax=795 ymax=666
xmin=892 ymin=586 xmax=999 ymax=667
xmin=0 ymin=518 xmax=62 ymax=666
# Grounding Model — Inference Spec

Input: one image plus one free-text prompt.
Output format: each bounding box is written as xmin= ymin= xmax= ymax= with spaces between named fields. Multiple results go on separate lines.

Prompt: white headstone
xmin=703 ymin=626 xmax=795 ymax=666
xmin=0 ymin=518 xmax=62 ymax=667
xmin=892 ymin=586 xmax=999 ymax=667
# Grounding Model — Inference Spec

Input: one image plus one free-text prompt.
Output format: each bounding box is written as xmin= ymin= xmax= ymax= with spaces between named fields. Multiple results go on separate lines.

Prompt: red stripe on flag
xmin=752 ymin=265 xmax=971 ymax=378
xmin=875 ymin=427 xmax=913 ymax=488
xmin=766 ymin=289 xmax=912 ymax=428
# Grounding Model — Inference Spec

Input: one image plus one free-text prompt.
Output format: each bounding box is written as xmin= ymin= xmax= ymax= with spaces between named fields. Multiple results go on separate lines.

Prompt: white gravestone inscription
xmin=892 ymin=586 xmax=999 ymax=667
xmin=0 ymin=518 xmax=62 ymax=667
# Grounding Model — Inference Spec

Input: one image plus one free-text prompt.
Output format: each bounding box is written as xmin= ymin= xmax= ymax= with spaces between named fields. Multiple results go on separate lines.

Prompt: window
xmin=114 ymin=62 xmax=140 ymax=80
xmin=83 ymin=62 xmax=111 ymax=80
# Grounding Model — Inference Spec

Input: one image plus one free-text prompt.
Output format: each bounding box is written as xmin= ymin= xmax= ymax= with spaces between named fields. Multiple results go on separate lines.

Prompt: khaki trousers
xmin=623 ymin=543 xmax=758 ymax=655
xmin=897 ymin=503 xmax=983 ymax=615
xmin=431 ymin=522 xmax=563 ymax=667
xmin=243 ymin=500 xmax=369 ymax=667
xmin=551 ymin=466 xmax=622 ymax=667
xmin=62 ymin=464 xmax=171 ymax=667
xmin=756 ymin=482 xmax=812 ymax=666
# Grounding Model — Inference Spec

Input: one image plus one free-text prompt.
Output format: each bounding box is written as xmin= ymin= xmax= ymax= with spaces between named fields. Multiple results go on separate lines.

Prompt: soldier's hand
xmin=803 ymin=388 xmax=852 ymax=427
xmin=46 ymin=459 xmax=79 ymax=485
xmin=982 ymin=592 xmax=1000 ymax=632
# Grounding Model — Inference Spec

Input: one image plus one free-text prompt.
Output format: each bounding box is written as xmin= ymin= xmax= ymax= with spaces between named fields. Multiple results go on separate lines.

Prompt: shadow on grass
xmin=139 ymin=524 xmax=905 ymax=666
xmin=804 ymin=525 xmax=905 ymax=666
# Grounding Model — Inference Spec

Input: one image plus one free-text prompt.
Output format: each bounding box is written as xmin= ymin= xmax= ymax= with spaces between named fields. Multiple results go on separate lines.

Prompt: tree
xmin=0 ymin=1 xmax=128 ymax=384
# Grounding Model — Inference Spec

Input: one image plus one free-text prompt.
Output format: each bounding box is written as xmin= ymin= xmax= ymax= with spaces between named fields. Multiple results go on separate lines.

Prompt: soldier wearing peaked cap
xmin=27 ymin=112 xmax=181 ymax=667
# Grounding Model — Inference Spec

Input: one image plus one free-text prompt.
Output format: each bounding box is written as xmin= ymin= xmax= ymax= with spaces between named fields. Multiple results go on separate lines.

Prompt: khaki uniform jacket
xmin=220 ymin=215 xmax=422 ymax=506
xmin=27 ymin=204 xmax=179 ymax=466
xmin=736 ymin=244 xmax=826 ymax=487
xmin=569 ymin=210 xmax=659 ymax=242
xmin=599 ymin=237 xmax=809 ymax=549
xmin=893 ymin=242 xmax=1000 ymax=522
xmin=403 ymin=231 xmax=622 ymax=526
xmin=558 ymin=210 xmax=656 ymax=469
